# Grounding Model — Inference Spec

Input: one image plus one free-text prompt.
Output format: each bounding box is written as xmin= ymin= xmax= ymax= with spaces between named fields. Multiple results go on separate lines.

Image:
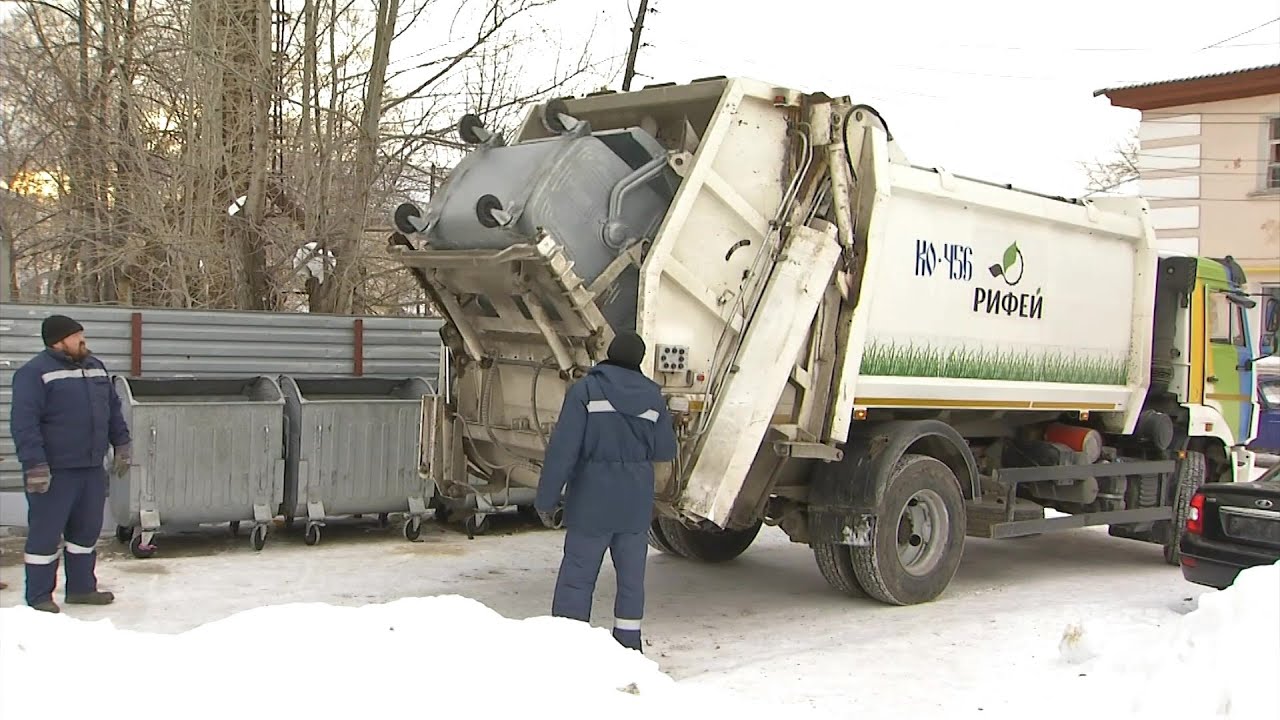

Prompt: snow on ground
xmin=0 ymin=595 xmax=808 ymax=719
xmin=1052 ymin=562 xmax=1278 ymax=720
xmin=0 ymin=520 xmax=1276 ymax=719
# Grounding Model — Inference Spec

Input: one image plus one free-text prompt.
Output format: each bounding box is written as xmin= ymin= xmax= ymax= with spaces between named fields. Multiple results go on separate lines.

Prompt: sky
xmin=458 ymin=0 xmax=1280 ymax=197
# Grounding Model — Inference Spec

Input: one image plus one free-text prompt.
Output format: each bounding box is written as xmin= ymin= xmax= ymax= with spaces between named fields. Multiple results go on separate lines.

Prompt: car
xmin=1179 ymin=462 xmax=1280 ymax=589
xmin=1249 ymin=375 xmax=1280 ymax=455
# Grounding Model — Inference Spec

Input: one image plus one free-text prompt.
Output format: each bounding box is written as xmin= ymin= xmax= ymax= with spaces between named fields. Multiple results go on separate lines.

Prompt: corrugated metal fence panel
xmin=0 ymin=302 xmax=442 ymax=494
xmin=362 ymin=317 xmax=444 ymax=378
xmin=141 ymin=311 xmax=357 ymax=377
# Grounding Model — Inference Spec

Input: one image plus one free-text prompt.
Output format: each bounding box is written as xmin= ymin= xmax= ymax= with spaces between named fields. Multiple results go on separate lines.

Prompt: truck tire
xmin=813 ymin=543 xmax=867 ymax=598
xmin=656 ymin=517 xmax=761 ymax=563
xmin=647 ymin=518 xmax=685 ymax=557
xmin=1163 ymin=450 xmax=1206 ymax=566
xmin=850 ymin=454 xmax=966 ymax=606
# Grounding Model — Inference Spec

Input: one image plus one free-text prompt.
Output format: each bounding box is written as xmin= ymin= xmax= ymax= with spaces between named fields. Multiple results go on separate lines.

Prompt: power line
xmin=1199 ymin=17 xmax=1280 ymax=50
xmin=1144 ymin=197 xmax=1280 ymax=202
xmin=652 ymin=45 xmax=1277 ymax=96
xmin=944 ymin=42 xmax=1277 ymax=52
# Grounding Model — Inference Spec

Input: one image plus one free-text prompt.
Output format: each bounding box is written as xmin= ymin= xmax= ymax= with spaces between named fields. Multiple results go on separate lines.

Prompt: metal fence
xmin=0 ymin=303 xmax=442 ymax=506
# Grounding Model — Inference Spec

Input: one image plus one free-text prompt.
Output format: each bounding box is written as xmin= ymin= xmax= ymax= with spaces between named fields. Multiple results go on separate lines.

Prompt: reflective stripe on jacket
xmin=9 ymin=350 xmax=131 ymax=471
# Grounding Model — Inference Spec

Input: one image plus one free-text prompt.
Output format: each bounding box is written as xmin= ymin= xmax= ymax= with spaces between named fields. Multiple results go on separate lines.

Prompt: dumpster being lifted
xmin=279 ymin=376 xmax=436 ymax=545
xmin=111 ymin=376 xmax=286 ymax=557
xmin=390 ymin=77 xmax=1271 ymax=604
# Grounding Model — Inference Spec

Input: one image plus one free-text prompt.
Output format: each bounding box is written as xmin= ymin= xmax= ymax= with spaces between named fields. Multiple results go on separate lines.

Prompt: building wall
xmin=0 ymin=303 xmax=443 ymax=529
xmin=1137 ymin=93 xmax=1280 ymax=352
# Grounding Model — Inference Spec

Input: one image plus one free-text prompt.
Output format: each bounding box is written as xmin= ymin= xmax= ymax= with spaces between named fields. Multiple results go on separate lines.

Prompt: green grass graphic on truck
xmin=861 ymin=341 xmax=1129 ymax=385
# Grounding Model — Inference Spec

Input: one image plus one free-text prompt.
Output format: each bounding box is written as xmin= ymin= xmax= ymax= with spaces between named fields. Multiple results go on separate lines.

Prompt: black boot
xmin=66 ymin=590 xmax=115 ymax=605
xmin=612 ymin=627 xmax=643 ymax=654
xmin=30 ymin=600 xmax=61 ymax=613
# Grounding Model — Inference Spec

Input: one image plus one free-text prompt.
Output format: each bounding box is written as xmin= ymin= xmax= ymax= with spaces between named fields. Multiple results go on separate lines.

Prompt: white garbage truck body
xmin=392 ymin=77 xmax=1269 ymax=604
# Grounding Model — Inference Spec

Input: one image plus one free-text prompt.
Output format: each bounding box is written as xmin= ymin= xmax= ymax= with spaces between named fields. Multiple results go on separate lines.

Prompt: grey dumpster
xmin=280 ymin=376 xmax=435 ymax=545
xmin=111 ymin=376 xmax=286 ymax=557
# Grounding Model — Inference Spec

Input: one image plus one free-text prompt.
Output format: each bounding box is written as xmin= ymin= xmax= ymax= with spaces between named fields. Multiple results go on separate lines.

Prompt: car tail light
xmin=1186 ymin=492 xmax=1205 ymax=536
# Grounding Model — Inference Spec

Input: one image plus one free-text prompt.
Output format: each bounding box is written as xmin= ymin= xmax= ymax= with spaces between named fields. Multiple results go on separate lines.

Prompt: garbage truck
xmin=389 ymin=76 xmax=1273 ymax=605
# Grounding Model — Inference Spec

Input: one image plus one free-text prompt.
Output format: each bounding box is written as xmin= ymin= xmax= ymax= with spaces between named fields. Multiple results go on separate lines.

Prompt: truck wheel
xmin=656 ymin=517 xmax=761 ymax=563
xmin=646 ymin=518 xmax=684 ymax=557
xmin=813 ymin=544 xmax=867 ymax=598
xmin=1163 ymin=450 xmax=1206 ymax=566
xmin=850 ymin=454 xmax=966 ymax=605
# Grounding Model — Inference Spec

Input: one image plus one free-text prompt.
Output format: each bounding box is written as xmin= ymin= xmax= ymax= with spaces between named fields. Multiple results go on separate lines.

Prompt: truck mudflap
xmin=807 ymin=420 xmax=980 ymax=545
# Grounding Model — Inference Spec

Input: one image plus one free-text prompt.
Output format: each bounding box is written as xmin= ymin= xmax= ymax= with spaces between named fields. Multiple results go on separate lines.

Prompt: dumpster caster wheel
xmin=230 ymin=521 xmax=241 ymax=537
xmin=304 ymin=524 xmax=322 ymax=546
xmin=377 ymin=513 xmax=391 ymax=528
xmin=251 ymin=525 xmax=269 ymax=551
xmin=129 ymin=535 xmax=156 ymax=559
xmin=116 ymin=525 xmax=134 ymax=544
xmin=465 ymin=514 xmax=490 ymax=539
xmin=404 ymin=516 xmax=423 ymax=542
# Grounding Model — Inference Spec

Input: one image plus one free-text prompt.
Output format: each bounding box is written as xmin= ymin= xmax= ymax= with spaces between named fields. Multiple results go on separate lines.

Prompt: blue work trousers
xmin=551 ymin=529 xmax=647 ymax=635
xmin=24 ymin=467 xmax=107 ymax=605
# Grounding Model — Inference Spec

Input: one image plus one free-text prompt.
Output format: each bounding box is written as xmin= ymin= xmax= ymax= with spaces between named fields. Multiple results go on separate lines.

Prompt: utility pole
xmin=622 ymin=0 xmax=650 ymax=91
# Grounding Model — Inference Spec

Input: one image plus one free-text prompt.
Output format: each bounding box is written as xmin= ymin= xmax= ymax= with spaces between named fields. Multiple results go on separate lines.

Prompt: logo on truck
xmin=914 ymin=239 xmax=1043 ymax=320
xmin=988 ymin=242 xmax=1024 ymax=286
xmin=974 ymin=241 xmax=1043 ymax=320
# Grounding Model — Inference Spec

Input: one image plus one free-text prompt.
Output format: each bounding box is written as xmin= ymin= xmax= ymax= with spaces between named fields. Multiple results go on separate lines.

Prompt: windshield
xmin=1258 ymin=462 xmax=1280 ymax=483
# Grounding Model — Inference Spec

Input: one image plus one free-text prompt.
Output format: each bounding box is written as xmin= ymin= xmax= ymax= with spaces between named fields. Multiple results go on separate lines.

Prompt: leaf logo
xmin=987 ymin=242 xmax=1025 ymax=286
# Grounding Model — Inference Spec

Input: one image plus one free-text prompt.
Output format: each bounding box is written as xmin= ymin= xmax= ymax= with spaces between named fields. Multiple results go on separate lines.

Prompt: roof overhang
xmin=1094 ymin=64 xmax=1280 ymax=111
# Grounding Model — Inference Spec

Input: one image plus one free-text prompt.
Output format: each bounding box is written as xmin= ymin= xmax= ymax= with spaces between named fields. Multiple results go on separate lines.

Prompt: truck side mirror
xmin=1262 ymin=296 xmax=1279 ymax=358
xmin=1226 ymin=291 xmax=1256 ymax=309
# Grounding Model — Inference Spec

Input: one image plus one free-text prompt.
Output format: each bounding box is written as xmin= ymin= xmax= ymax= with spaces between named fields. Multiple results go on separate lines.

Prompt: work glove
xmin=111 ymin=444 xmax=131 ymax=477
xmin=25 ymin=465 xmax=50 ymax=494
xmin=537 ymin=505 xmax=564 ymax=530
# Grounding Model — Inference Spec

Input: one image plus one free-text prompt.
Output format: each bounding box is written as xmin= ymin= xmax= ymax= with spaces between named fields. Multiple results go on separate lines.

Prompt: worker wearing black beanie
xmin=9 ymin=313 xmax=131 ymax=612
xmin=41 ymin=314 xmax=84 ymax=348
xmin=533 ymin=329 xmax=677 ymax=654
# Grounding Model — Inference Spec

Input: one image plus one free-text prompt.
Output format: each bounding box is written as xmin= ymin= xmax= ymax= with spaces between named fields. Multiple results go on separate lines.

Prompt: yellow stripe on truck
xmin=852 ymin=397 xmax=1118 ymax=411
xmin=1189 ymin=281 xmax=1206 ymax=405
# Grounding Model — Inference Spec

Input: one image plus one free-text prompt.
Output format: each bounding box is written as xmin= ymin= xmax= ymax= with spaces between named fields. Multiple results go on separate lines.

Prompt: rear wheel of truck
xmin=850 ymin=454 xmax=966 ymax=606
xmin=1163 ymin=450 xmax=1206 ymax=566
xmin=656 ymin=517 xmax=761 ymax=563
xmin=813 ymin=543 xmax=867 ymax=598
xmin=647 ymin=519 xmax=685 ymax=557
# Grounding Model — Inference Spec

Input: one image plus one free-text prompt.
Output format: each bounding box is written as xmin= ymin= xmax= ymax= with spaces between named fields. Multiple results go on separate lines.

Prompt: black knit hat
xmin=606 ymin=332 xmax=646 ymax=371
xmin=41 ymin=314 xmax=84 ymax=347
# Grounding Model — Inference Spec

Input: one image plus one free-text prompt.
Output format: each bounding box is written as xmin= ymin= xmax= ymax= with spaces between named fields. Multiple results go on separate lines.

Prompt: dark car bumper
xmin=1179 ymin=533 xmax=1280 ymax=590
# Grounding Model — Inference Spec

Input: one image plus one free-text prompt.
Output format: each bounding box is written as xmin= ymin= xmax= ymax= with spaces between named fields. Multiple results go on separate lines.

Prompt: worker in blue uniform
xmin=10 ymin=315 xmax=131 ymax=613
xmin=534 ymin=332 xmax=678 ymax=653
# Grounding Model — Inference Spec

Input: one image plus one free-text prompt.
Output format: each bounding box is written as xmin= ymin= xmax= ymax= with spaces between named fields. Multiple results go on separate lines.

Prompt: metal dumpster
xmin=280 ymin=376 xmax=436 ymax=545
xmin=111 ymin=376 xmax=286 ymax=557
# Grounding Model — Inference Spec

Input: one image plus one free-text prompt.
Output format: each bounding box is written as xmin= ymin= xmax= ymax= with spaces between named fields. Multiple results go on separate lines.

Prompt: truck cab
xmin=1150 ymin=255 xmax=1270 ymax=483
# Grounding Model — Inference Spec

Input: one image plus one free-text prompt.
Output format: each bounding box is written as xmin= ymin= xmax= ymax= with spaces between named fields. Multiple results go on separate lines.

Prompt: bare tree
xmin=1082 ymin=131 xmax=1139 ymax=195
xmin=0 ymin=0 xmax=614 ymax=312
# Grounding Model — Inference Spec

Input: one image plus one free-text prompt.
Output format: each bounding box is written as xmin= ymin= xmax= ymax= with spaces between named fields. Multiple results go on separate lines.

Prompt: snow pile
xmin=1059 ymin=561 xmax=1279 ymax=720
xmin=0 ymin=596 xmax=820 ymax=719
